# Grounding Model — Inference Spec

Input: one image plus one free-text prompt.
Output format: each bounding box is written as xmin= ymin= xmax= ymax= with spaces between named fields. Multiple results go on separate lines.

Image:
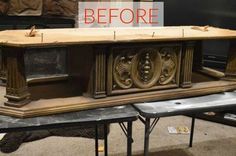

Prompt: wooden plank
xmin=1 ymin=26 xmax=236 ymax=47
xmin=0 ymin=80 xmax=236 ymax=118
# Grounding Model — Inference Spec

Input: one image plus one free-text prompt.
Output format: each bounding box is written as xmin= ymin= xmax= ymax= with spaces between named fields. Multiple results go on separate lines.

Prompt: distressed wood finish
xmin=1 ymin=26 xmax=236 ymax=47
xmin=86 ymin=46 xmax=107 ymax=98
xmin=0 ymin=80 xmax=236 ymax=118
xmin=4 ymin=47 xmax=30 ymax=107
xmin=0 ymin=26 xmax=236 ymax=117
xmin=108 ymin=44 xmax=181 ymax=95
xmin=181 ymin=42 xmax=195 ymax=88
xmin=224 ymin=40 xmax=236 ymax=80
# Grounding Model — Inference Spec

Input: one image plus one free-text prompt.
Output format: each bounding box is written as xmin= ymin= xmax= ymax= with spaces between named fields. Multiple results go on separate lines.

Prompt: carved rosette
xmin=111 ymin=46 xmax=180 ymax=93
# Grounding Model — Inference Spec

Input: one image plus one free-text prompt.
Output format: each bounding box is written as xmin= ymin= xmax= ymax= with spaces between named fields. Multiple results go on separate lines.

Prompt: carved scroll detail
xmin=112 ymin=46 xmax=180 ymax=92
xmin=159 ymin=48 xmax=178 ymax=85
xmin=181 ymin=42 xmax=194 ymax=88
xmin=113 ymin=52 xmax=133 ymax=89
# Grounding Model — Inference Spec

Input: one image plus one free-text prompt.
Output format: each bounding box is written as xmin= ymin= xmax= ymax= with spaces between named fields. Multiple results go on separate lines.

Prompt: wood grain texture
xmin=108 ymin=44 xmax=181 ymax=95
xmin=181 ymin=42 xmax=194 ymax=88
xmin=0 ymin=79 xmax=236 ymax=118
xmin=4 ymin=47 xmax=30 ymax=107
xmin=1 ymin=26 xmax=236 ymax=47
xmin=1 ymin=26 xmax=236 ymax=117
xmin=199 ymin=67 xmax=225 ymax=79
xmin=86 ymin=46 xmax=107 ymax=98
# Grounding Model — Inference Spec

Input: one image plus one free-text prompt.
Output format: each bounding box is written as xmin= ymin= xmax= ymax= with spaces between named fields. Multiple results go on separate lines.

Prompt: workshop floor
xmin=0 ymin=116 xmax=235 ymax=156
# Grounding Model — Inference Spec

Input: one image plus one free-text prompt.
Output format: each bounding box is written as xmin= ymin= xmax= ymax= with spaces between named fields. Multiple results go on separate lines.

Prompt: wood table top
xmin=1 ymin=26 xmax=236 ymax=47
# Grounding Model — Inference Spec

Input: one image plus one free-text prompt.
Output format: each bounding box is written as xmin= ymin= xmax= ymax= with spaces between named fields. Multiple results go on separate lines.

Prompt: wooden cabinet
xmin=1 ymin=26 xmax=236 ymax=117
xmin=107 ymin=43 xmax=182 ymax=95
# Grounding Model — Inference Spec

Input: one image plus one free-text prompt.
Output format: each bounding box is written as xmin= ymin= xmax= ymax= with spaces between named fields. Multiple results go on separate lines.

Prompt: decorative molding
xmin=4 ymin=47 xmax=30 ymax=107
xmin=1 ymin=80 xmax=235 ymax=118
xmin=131 ymin=48 xmax=162 ymax=89
xmin=159 ymin=47 xmax=178 ymax=85
xmin=108 ymin=44 xmax=181 ymax=95
xmin=181 ymin=42 xmax=195 ymax=88
xmin=86 ymin=46 xmax=107 ymax=98
xmin=113 ymin=51 xmax=133 ymax=89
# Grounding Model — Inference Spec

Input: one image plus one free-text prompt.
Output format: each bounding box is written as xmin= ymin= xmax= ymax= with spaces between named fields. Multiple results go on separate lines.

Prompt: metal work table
xmin=0 ymin=105 xmax=138 ymax=156
xmin=133 ymin=92 xmax=236 ymax=156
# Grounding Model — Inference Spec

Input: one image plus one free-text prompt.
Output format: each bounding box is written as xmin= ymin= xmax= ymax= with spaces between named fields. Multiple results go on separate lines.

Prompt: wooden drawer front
xmin=108 ymin=44 xmax=182 ymax=95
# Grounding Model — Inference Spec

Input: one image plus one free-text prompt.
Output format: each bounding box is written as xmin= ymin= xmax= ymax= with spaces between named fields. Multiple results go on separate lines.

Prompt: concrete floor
xmin=0 ymin=116 xmax=235 ymax=156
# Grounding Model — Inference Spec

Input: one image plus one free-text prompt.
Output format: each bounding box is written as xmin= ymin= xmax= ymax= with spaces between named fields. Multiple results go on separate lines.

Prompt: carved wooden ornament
xmin=109 ymin=45 xmax=181 ymax=95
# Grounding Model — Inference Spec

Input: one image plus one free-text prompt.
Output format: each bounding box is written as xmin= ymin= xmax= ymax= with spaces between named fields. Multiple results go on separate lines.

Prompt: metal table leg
xmin=189 ymin=117 xmax=196 ymax=147
xmin=119 ymin=122 xmax=134 ymax=156
xmin=144 ymin=118 xmax=151 ymax=156
xmin=138 ymin=117 xmax=159 ymax=156
xmin=127 ymin=121 xmax=133 ymax=156
xmin=95 ymin=125 xmax=99 ymax=156
xmin=104 ymin=124 xmax=108 ymax=156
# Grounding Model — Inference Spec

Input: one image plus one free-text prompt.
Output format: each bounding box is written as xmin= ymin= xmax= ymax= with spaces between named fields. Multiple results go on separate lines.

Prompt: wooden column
xmin=86 ymin=46 xmax=107 ymax=98
xmin=180 ymin=42 xmax=195 ymax=88
xmin=224 ymin=40 xmax=236 ymax=80
xmin=4 ymin=47 xmax=30 ymax=107
xmin=0 ymin=50 xmax=7 ymax=84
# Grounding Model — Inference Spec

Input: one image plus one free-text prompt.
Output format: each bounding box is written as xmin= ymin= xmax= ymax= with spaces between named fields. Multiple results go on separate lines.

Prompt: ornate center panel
xmin=108 ymin=44 xmax=182 ymax=95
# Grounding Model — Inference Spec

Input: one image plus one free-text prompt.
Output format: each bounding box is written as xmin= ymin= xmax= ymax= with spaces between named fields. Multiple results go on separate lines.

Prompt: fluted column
xmin=4 ymin=47 xmax=30 ymax=107
xmin=86 ymin=46 xmax=107 ymax=98
xmin=180 ymin=42 xmax=195 ymax=88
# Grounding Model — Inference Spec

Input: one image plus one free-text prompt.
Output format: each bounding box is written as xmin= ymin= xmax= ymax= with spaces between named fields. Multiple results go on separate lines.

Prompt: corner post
xmin=4 ymin=46 xmax=30 ymax=107
xmin=86 ymin=45 xmax=107 ymax=98
xmin=180 ymin=41 xmax=195 ymax=88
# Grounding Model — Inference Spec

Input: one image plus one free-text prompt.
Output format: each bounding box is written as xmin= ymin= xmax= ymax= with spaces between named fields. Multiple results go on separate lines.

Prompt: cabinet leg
xmin=181 ymin=42 xmax=195 ymax=88
xmin=4 ymin=47 xmax=30 ymax=107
